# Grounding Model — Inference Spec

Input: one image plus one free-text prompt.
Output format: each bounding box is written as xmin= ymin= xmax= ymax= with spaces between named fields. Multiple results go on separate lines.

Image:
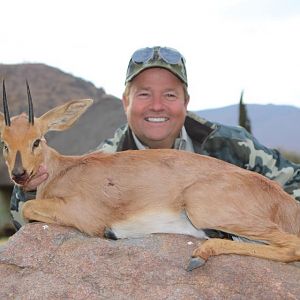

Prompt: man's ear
xmin=38 ymin=99 xmax=93 ymax=134
xmin=122 ymin=94 xmax=129 ymax=113
xmin=184 ymin=95 xmax=190 ymax=109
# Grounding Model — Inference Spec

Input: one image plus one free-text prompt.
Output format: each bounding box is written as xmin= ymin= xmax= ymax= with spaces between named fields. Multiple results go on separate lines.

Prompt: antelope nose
xmin=11 ymin=168 xmax=29 ymax=185
xmin=12 ymin=168 xmax=26 ymax=178
xmin=12 ymin=150 xmax=27 ymax=180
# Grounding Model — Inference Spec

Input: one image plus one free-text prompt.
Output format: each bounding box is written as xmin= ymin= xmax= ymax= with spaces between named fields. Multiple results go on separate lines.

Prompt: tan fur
xmin=1 ymin=99 xmax=300 ymax=267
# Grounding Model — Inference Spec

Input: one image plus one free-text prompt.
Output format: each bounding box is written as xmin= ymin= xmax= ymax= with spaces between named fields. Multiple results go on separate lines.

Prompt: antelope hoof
xmin=187 ymin=257 xmax=206 ymax=271
xmin=104 ymin=227 xmax=118 ymax=240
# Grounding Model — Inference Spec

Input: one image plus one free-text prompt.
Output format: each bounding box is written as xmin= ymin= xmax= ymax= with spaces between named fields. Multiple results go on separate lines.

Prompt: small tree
xmin=238 ymin=90 xmax=252 ymax=133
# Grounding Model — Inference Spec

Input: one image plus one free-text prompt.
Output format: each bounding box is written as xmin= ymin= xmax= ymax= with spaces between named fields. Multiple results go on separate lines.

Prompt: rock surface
xmin=0 ymin=223 xmax=299 ymax=299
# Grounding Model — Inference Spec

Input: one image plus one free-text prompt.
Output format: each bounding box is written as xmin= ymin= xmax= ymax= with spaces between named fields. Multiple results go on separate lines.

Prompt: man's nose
xmin=150 ymin=96 xmax=164 ymax=111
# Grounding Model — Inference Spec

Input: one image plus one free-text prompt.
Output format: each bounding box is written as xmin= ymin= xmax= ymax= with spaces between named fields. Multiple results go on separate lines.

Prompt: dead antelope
xmin=1 ymin=81 xmax=300 ymax=271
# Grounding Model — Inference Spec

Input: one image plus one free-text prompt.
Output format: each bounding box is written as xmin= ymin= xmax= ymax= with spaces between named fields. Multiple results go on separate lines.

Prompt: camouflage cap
xmin=125 ymin=46 xmax=188 ymax=86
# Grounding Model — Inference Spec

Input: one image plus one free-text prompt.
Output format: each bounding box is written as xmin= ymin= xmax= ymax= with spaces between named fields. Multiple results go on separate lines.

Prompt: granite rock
xmin=0 ymin=223 xmax=299 ymax=300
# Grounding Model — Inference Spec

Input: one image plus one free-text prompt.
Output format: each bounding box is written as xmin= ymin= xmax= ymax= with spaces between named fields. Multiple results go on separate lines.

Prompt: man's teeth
xmin=146 ymin=117 xmax=168 ymax=122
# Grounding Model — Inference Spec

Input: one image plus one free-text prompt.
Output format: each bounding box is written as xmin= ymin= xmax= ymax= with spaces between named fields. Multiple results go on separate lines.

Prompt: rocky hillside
xmin=0 ymin=63 xmax=126 ymax=186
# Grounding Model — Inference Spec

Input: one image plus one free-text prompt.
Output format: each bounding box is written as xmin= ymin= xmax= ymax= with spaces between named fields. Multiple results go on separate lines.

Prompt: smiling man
xmin=123 ymin=68 xmax=189 ymax=149
xmin=102 ymin=46 xmax=196 ymax=153
xmin=10 ymin=46 xmax=300 ymax=230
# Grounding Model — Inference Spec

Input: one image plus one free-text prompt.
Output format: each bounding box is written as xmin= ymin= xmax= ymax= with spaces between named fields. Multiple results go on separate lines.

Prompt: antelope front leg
xmin=22 ymin=198 xmax=106 ymax=236
xmin=22 ymin=198 xmax=65 ymax=224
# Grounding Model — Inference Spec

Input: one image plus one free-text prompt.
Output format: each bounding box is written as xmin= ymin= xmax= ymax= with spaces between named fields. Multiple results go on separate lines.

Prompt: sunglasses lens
xmin=159 ymin=47 xmax=183 ymax=64
xmin=131 ymin=47 xmax=154 ymax=63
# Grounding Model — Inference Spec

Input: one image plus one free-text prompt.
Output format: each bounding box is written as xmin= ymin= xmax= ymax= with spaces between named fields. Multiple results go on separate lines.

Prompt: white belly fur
xmin=111 ymin=210 xmax=208 ymax=239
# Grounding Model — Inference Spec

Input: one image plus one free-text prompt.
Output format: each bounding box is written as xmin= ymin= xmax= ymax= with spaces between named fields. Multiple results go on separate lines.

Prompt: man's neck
xmin=132 ymin=127 xmax=195 ymax=152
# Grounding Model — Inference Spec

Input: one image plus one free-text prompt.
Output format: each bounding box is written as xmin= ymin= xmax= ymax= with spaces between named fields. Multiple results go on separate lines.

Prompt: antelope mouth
xmin=12 ymin=175 xmax=29 ymax=186
xmin=12 ymin=170 xmax=33 ymax=186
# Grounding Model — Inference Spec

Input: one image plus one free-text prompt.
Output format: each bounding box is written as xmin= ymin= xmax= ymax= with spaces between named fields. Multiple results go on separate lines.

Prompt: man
xmin=11 ymin=46 xmax=300 ymax=229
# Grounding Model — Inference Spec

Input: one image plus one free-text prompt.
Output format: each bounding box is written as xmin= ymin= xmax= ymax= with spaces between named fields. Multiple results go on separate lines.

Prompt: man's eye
xmin=138 ymin=92 xmax=149 ymax=97
xmin=165 ymin=93 xmax=177 ymax=100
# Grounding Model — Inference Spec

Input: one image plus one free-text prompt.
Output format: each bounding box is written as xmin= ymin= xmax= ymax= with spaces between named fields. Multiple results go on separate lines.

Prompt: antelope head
xmin=0 ymin=80 xmax=93 ymax=186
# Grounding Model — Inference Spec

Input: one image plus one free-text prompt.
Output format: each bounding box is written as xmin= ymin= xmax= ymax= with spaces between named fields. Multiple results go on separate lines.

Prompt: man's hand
xmin=23 ymin=164 xmax=49 ymax=192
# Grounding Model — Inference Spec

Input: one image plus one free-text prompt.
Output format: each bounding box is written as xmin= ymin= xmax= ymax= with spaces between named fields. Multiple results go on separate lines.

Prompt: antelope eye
xmin=33 ymin=139 xmax=41 ymax=148
xmin=1 ymin=142 xmax=8 ymax=152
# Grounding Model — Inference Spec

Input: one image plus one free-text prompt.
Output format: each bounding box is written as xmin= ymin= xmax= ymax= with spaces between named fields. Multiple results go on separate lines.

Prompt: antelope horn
xmin=26 ymin=80 xmax=34 ymax=125
xmin=2 ymin=80 xmax=11 ymax=126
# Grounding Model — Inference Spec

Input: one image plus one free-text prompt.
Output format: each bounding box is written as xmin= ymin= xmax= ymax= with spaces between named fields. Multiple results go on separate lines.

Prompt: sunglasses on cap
xmin=131 ymin=47 xmax=186 ymax=65
xmin=125 ymin=46 xmax=188 ymax=85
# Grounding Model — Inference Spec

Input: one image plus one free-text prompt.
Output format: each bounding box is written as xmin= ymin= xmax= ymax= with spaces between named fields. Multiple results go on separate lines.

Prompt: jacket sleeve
xmin=10 ymin=185 xmax=36 ymax=229
xmin=203 ymin=124 xmax=300 ymax=201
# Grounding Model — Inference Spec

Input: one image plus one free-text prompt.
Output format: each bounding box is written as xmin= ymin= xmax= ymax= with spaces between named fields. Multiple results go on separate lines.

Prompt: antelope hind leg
xmin=187 ymin=237 xmax=300 ymax=271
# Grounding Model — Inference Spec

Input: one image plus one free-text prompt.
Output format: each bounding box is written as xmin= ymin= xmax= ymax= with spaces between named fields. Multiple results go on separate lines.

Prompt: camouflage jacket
xmin=10 ymin=111 xmax=300 ymax=229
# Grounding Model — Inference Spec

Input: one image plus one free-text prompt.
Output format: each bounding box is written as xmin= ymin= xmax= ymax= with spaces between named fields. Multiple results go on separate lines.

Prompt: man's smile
xmin=145 ymin=117 xmax=169 ymax=123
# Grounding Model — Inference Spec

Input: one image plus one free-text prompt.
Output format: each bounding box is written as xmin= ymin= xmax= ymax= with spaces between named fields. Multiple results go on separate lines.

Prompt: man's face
xmin=123 ymin=68 xmax=189 ymax=149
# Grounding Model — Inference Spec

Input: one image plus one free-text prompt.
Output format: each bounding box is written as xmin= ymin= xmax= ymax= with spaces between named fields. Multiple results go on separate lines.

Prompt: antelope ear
xmin=38 ymin=99 xmax=93 ymax=134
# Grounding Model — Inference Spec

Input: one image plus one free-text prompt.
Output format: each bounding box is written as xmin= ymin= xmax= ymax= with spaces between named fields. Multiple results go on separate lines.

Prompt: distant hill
xmin=0 ymin=63 xmax=126 ymax=186
xmin=195 ymin=104 xmax=300 ymax=153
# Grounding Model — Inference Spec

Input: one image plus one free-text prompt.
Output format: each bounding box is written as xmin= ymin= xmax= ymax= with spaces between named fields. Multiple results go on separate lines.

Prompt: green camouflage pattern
xmin=203 ymin=125 xmax=300 ymax=200
xmin=125 ymin=46 xmax=188 ymax=85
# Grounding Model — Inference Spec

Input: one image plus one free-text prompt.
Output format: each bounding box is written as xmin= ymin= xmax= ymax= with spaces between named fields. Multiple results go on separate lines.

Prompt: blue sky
xmin=1 ymin=0 xmax=300 ymax=110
